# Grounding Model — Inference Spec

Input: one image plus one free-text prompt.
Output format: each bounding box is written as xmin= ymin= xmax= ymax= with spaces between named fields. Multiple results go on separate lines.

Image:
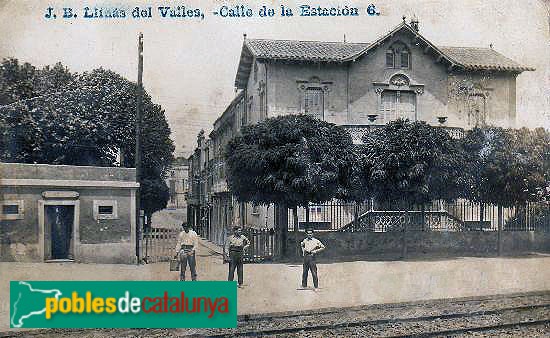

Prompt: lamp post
xmin=135 ymin=32 xmax=143 ymax=263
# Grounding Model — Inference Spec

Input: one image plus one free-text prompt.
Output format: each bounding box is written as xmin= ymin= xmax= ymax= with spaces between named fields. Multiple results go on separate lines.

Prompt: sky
xmin=1 ymin=0 xmax=548 ymax=157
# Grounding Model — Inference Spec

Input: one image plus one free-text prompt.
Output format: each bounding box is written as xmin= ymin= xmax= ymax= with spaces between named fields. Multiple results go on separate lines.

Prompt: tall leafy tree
xmin=225 ymin=114 xmax=356 ymax=255
xmin=0 ymin=58 xmax=38 ymax=105
xmin=358 ymin=119 xmax=465 ymax=256
xmin=461 ymin=127 xmax=547 ymax=208
xmin=0 ymin=58 xmax=74 ymax=106
xmin=0 ymin=60 xmax=175 ymax=222
xmin=363 ymin=119 xmax=464 ymax=206
xmin=462 ymin=127 xmax=549 ymax=235
xmin=225 ymin=114 xmax=356 ymax=208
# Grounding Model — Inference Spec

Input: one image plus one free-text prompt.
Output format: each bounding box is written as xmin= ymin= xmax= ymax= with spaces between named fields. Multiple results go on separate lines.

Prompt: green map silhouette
xmin=10 ymin=281 xmax=62 ymax=328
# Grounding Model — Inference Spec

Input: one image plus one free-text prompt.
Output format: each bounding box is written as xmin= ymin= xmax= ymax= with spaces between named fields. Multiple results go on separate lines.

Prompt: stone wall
xmin=285 ymin=231 xmax=550 ymax=260
xmin=1 ymin=162 xmax=136 ymax=181
xmin=78 ymin=189 xmax=133 ymax=244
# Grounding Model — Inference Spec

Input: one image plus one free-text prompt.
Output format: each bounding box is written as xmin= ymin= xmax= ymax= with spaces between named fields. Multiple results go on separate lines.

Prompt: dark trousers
xmin=302 ymin=254 xmax=318 ymax=288
xmin=179 ymin=250 xmax=197 ymax=281
xmin=228 ymin=250 xmax=244 ymax=285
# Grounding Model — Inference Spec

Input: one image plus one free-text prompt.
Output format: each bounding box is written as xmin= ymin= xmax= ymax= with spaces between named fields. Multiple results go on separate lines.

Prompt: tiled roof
xmin=235 ymin=23 xmax=534 ymax=87
xmin=244 ymin=39 xmax=369 ymax=62
xmin=244 ymin=39 xmax=533 ymax=72
xmin=439 ymin=46 xmax=534 ymax=72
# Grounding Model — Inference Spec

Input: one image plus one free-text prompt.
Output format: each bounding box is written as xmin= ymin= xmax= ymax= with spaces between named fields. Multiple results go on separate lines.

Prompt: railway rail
xmin=203 ymin=292 xmax=550 ymax=337
xmin=2 ymin=291 xmax=549 ymax=337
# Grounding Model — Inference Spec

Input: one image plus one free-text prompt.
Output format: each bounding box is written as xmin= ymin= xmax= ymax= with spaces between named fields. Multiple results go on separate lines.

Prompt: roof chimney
xmin=410 ymin=15 xmax=420 ymax=32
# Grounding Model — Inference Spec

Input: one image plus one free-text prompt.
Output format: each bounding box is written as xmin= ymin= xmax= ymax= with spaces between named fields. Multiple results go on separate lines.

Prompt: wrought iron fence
xmin=222 ymin=227 xmax=276 ymax=263
xmin=286 ymin=200 xmax=550 ymax=233
xmin=342 ymin=124 xmax=465 ymax=144
xmin=139 ymin=227 xmax=179 ymax=263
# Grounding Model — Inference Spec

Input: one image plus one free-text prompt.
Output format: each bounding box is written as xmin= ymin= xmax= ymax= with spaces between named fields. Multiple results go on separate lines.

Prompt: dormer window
xmin=386 ymin=42 xmax=410 ymax=69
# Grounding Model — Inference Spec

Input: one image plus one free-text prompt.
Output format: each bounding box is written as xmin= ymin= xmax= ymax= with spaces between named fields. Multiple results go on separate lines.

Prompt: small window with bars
xmin=98 ymin=205 xmax=114 ymax=215
xmin=93 ymin=200 xmax=118 ymax=220
xmin=0 ymin=200 xmax=24 ymax=220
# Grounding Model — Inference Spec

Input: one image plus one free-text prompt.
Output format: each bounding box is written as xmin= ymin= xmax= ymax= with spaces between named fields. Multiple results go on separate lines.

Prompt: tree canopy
xmin=461 ymin=126 xmax=549 ymax=207
xmin=361 ymin=119 xmax=465 ymax=206
xmin=0 ymin=58 xmax=175 ymax=217
xmin=225 ymin=114 xmax=356 ymax=207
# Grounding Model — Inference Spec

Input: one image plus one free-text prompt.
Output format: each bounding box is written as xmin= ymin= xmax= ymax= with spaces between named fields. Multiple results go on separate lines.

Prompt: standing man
xmin=174 ymin=223 xmax=199 ymax=281
xmin=301 ymin=228 xmax=325 ymax=290
xmin=225 ymin=226 xmax=250 ymax=287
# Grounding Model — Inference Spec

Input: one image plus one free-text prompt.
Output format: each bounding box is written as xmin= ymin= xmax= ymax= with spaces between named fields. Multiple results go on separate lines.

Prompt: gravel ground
xmin=454 ymin=322 xmax=550 ymax=337
xmin=2 ymin=292 xmax=549 ymax=338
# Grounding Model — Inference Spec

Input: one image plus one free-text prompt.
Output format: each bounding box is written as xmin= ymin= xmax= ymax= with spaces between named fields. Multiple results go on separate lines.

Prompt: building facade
xmin=187 ymin=20 xmax=533 ymax=238
xmin=0 ymin=163 xmax=139 ymax=264
xmin=166 ymin=156 xmax=189 ymax=210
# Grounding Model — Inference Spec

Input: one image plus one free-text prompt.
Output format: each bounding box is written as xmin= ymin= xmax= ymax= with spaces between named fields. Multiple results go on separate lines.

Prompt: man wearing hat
xmin=174 ymin=223 xmax=199 ymax=281
xmin=225 ymin=225 xmax=250 ymax=287
xmin=301 ymin=228 xmax=325 ymax=290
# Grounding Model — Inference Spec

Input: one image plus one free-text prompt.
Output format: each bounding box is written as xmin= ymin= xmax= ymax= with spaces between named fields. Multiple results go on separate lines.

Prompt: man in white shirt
xmin=225 ymin=226 xmax=250 ymax=287
xmin=301 ymin=228 xmax=325 ymax=290
xmin=174 ymin=223 xmax=199 ymax=281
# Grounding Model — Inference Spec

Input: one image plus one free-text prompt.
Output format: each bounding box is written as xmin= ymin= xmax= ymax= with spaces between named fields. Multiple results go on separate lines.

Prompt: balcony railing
xmin=342 ymin=124 xmax=465 ymax=144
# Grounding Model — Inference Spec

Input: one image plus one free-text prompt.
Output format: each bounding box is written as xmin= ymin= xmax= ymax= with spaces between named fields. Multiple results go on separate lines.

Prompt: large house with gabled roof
xmin=187 ymin=19 xmax=534 ymax=241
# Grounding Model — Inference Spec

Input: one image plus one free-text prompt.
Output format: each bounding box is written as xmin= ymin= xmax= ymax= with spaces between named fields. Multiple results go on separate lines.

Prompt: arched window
xmin=386 ymin=42 xmax=410 ymax=69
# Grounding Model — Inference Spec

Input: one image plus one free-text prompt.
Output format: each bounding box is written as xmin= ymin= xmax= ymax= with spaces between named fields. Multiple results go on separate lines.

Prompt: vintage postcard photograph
xmin=0 ymin=0 xmax=549 ymax=336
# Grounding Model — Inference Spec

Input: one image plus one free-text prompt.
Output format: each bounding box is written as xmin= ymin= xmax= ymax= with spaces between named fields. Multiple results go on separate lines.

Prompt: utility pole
xmin=135 ymin=32 xmax=143 ymax=263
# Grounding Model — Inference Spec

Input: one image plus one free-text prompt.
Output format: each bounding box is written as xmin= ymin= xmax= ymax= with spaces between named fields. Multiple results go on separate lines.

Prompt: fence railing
xmin=342 ymin=124 xmax=465 ymax=144
xmin=287 ymin=200 xmax=550 ymax=233
xmin=222 ymin=228 xmax=276 ymax=263
xmin=139 ymin=227 xmax=179 ymax=263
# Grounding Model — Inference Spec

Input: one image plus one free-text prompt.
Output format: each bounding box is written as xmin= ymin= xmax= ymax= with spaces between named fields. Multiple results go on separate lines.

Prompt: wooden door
xmin=46 ymin=205 xmax=74 ymax=259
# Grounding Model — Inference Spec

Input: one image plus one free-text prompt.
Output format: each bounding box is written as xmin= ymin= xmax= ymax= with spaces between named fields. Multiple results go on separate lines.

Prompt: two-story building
xmin=187 ymin=20 xmax=533 ymax=238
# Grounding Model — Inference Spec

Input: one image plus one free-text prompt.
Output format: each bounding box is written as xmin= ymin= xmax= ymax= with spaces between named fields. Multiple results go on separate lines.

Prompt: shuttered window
xmin=304 ymin=87 xmax=324 ymax=120
xmin=381 ymin=91 xmax=416 ymax=122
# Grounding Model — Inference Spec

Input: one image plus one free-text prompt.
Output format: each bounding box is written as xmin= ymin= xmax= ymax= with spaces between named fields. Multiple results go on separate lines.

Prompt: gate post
xmin=497 ymin=205 xmax=503 ymax=256
xmin=401 ymin=209 xmax=408 ymax=259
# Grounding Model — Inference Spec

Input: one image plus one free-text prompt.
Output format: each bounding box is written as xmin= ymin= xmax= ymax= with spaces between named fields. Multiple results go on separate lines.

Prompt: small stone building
xmin=0 ymin=163 xmax=138 ymax=264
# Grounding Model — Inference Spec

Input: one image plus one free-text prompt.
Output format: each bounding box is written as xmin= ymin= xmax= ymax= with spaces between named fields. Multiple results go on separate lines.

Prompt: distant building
xmin=166 ymin=156 xmax=189 ymax=210
xmin=187 ymin=20 xmax=534 ymax=240
xmin=0 ymin=163 xmax=138 ymax=264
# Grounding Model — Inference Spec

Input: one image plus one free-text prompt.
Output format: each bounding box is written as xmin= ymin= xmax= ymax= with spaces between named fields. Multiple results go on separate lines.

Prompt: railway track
xmin=2 ymin=292 xmax=549 ymax=337
xmin=203 ymin=292 xmax=550 ymax=337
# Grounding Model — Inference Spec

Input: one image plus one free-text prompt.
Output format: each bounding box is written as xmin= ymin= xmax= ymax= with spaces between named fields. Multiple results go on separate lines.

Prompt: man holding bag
xmin=174 ymin=223 xmax=199 ymax=281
